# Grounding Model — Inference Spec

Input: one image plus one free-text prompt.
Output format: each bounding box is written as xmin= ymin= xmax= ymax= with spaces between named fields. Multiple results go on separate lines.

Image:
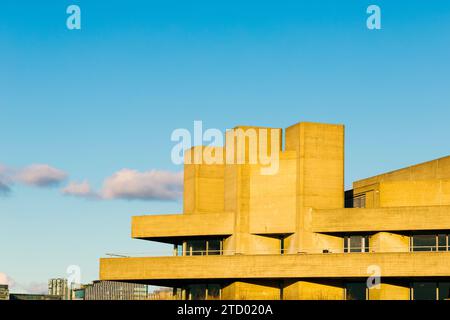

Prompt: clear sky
xmin=1 ymin=0 xmax=450 ymax=293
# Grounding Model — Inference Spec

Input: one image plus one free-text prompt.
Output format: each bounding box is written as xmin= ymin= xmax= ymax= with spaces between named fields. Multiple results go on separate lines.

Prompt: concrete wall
xmin=131 ymin=213 xmax=234 ymax=241
xmin=312 ymin=206 xmax=450 ymax=233
xmin=222 ymin=281 xmax=281 ymax=300
xmin=248 ymin=151 xmax=297 ymax=234
xmin=183 ymin=146 xmax=225 ymax=214
xmin=354 ymin=155 xmax=450 ymax=189
xmin=286 ymin=122 xmax=345 ymax=254
xmin=379 ymin=179 xmax=450 ymax=207
xmin=368 ymin=281 xmax=410 ymax=300
xmin=370 ymin=232 xmax=409 ymax=253
xmin=100 ymin=252 xmax=450 ymax=281
xmin=283 ymin=280 xmax=344 ymax=300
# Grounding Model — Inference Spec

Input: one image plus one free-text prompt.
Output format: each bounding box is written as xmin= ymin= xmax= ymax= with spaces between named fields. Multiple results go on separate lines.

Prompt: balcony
xmin=100 ymin=251 xmax=450 ymax=283
xmin=312 ymin=206 xmax=450 ymax=233
xmin=132 ymin=212 xmax=234 ymax=243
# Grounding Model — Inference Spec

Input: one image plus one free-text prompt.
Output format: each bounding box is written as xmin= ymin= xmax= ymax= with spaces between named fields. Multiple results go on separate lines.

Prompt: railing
xmin=105 ymin=246 xmax=450 ymax=258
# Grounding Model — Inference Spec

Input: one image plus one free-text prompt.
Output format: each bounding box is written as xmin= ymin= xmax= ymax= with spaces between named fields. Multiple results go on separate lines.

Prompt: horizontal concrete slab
xmin=312 ymin=206 xmax=450 ymax=233
xmin=132 ymin=212 xmax=234 ymax=241
xmin=100 ymin=252 xmax=450 ymax=281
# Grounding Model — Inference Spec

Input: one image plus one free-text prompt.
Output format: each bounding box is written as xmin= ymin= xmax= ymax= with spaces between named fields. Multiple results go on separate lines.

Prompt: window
xmin=185 ymin=239 xmax=223 ymax=256
xmin=176 ymin=244 xmax=183 ymax=256
xmin=411 ymin=282 xmax=450 ymax=300
xmin=353 ymin=195 xmax=366 ymax=208
xmin=187 ymin=284 xmax=206 ymax=300
xmin=412 ymin=282 xmax=437 ymax=300
xmin=186 ymin=284 xmax=221 ymax=300
xmin=206 ymin=284 xmax=221 ymax=300
xmin=438 ymin=282 xmax=450 ymax=300
xmin=207 ymin=239 xmax=221 ymax=255
xmin=411 ymin=234 xmax=449 ymax=252
xmin=345 ymin=282 xmax=367 ymax=300
xmin=438 ymin=234 xmax=448 ymax=252
xmin=344 ymin=235 xmax=369 ymax=253
xmin=189 ymin=240 xmax=207 ymax=256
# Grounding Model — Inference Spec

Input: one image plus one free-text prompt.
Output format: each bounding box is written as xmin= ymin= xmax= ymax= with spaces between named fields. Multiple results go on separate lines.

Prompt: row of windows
xmin=185 ymin=284 xmax=221 ymax=300
xmin=176 ymin=239 xmax=223 ymax=256
xmin=343 ymin=234 xmax=450 ymax=253
xmin=181 ymin=282 xmax=450 ymax=300
xmin=411 ymin=234 xmax=450 ymax=252
xmin=344 ymin=236 xmax=369 ymax=253
xmin=346 ymin=281 xmax=450 ymax=300
xmin=174 ymin=234 xmax=450 ymax=256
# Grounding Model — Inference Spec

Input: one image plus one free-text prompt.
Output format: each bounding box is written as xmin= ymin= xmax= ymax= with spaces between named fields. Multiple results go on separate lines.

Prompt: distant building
xmin=72 ymin=287 xmax=86 ymax=300
xmin=148 ymin=287 xmax=177 ymax=300
xmin=9 ymin=293 xmax=62 ymax=300
xmin=68 ymin=283 xmax=86 ymax=300
xmin=48 ymin=278 xmax=69 ymax=300
xmin=84 ymin=280 xmax=148 ymax=300
xmin=0 ymin=285 xmax=9 ymax=300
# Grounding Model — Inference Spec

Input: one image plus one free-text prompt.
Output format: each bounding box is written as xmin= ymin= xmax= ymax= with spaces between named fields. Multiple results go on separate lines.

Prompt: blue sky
xmin=1 ymin=0 xmax=450 ymax=292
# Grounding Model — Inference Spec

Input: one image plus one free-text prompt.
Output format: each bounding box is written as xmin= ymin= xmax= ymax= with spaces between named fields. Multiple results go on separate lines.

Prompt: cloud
xmin=16 ymin=164 xmax=67 ymax=187
xmin=0 ymin=272 xmax=47 ymax=294
xmin=0 ymin=272 xmax=15 ymax=287
xmin=62 ymin=169 xmax=183 ymax=201
xmin=102 ymin=169 xmax=183 ymax=201
xmin=0 ymin=165 xmax=12 ymax=196
xmin=61 ymin=181 xmax=99 ymax=199
xmin=22 ymin=282 xmax=48 ymax=294
xmin=0 ymin=181 xmax=11 ymax=196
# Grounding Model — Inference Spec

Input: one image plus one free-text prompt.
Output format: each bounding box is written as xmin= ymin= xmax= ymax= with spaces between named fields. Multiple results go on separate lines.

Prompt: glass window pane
xmin=208 ymin=239 xmax=221 ymax=255
xmin=207 ymin=284 xmax=221 ymax=300
xmin=413 ymin=282 xmax=437 ymax=300
xmin=187 ymin=240 xmax=207 ymax=256
xmin=438 ymin=234 xmax=447 ymax=252
xmin=350 ymin=236 xmax=363 ymax=252
xmin=346 ymin=282 xmax=367 ymax=300
xmin=353 ymin=195 xmax=366 ymax=208
xmin=412 ymin=235 xmax=436 ymax=252
xmin=439 ymin=282 xmax=450 ymax=300
xmin=187 ymin=285 xmax=206 ymax=300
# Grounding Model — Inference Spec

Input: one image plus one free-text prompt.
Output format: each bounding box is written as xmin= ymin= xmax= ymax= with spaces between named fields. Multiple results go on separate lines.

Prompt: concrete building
xmin=84 ymin=280 xmax=148 ymax=300
xmin=0 ymin=285 xmax=9 ymax=300
xmin=99 ymin=122 xmax=450 ymax=300
xmin=9 ymin=294 xmax=62 ymax=300
xmin=48 ymin=278 xmax=69 ymax=300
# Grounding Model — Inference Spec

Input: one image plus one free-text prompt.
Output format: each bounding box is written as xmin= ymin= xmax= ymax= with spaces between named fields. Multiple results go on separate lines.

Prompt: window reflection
xmin=438 ymin=282 xmax=450 ymax=300
xmin=344 ymin=235 xmax=369 ymax=253
xmin=186 ymin=284 xmax=221 ymax=300
xmin=345 ymin=282 xmax=367 ymax=300
xmin=411 ymin=281 xmax=450 ymax=300
xmin=412 ymin=282 xmax=437 ymax=300
xmin=184 ymin=238 xmax=223 ymax=256
xmin=208 ymin=239 xmax=221 ymax=255
xmin=412 ymin=235 xmax=436 ymax=252
xmin=411 ymin=234 xmax=449 ymax=252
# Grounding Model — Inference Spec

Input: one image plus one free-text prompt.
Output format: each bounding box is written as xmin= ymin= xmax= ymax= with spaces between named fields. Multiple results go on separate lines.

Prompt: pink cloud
xmin=101 ymin=169 xmax=183 ymax=201
xmin=61 ymin=180 xmax=99 ymax=199
xmin=16 ymin=164 xmax=67 ymax=187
